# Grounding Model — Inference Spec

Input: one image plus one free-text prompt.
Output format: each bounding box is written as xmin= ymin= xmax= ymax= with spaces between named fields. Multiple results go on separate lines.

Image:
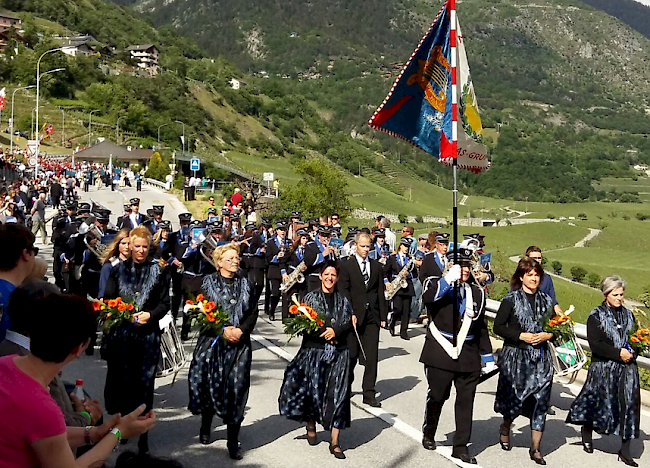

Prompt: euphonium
xmin=196 ymin=229 xmax=218 ymax=269
xmin=84 ymin=223 xmax=108 ymax=258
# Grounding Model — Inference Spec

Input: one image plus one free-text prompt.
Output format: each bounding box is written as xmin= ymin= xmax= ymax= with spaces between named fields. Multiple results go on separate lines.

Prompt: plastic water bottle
xmin=73 ymin=379 xmax=85 ymax=402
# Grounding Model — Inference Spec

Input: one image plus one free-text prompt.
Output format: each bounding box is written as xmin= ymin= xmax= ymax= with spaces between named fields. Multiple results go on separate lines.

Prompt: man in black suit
xmin=143 ymin=205 xmax=164 ymax=234
xmin=163 ymin=213 xmax=193 ymax=338
xmin=419 ymin=248 xmax=492 ymax=464
xmin=304 ymin=226 xmax=334 ymax=292
xmin=338 ymin=232 xmax=388 ymax=407
xmin=418 ymin=232 xmax=450 ymax=282
xmin=50 ymin=178 xmax=63 ymax=209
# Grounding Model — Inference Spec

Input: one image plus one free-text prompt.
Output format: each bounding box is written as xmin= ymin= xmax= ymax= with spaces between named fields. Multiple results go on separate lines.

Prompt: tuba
xmin=197 ymin=229 xmax=218 ymax=268
xmin=84 ymin=223 xmax=108 ymax=258
xmin=385 ymin=256 xmax=415 ymax=300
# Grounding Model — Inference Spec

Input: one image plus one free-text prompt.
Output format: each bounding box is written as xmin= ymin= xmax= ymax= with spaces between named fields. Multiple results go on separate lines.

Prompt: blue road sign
xmin=190 ymin=158 xmax=200 ymax=171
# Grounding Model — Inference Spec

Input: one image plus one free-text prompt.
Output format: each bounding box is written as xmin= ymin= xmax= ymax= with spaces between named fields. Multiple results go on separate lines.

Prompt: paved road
xmin=44 ymin=188 xmax=650 ymax=468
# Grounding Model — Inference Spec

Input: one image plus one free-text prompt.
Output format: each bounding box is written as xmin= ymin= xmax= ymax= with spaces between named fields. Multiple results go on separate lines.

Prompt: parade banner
xmin=368 ymin=0 xmax=489 ymax=173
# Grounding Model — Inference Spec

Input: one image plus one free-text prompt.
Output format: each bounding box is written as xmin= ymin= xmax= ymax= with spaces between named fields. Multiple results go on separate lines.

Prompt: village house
xmin=125 ymin=44 xmax=159 ymax=76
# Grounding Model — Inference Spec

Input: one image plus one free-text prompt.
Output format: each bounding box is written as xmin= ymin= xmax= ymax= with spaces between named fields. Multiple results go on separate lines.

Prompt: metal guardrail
xmin=485 ymin=299 xmax=650 ymax=370
xmin=143 ymin=177 xmax=169 ymax=190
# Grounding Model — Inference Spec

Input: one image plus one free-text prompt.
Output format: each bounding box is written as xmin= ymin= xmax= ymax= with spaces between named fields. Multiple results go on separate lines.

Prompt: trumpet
xmin=385 ymin=256 xmax=414 ymax=300
xmin=280 ymin=261 xmax=307 ymax=293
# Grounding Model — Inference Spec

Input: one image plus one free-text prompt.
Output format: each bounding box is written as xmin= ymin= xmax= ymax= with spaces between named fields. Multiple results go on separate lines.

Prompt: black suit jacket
xmin=120 ymin=213 xmax=149 ymax=231
xmin=384 ymin=254 xmax=415 ymax=297
xmin=338 ymin=256 xmax=388 ymax=327
xmin=419 ymin=278 xmax=491 ymax=372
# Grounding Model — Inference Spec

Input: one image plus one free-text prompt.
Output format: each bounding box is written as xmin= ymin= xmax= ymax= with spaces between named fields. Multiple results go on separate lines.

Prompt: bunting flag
xmin=368 ymin=0 xmax=489 ymax=173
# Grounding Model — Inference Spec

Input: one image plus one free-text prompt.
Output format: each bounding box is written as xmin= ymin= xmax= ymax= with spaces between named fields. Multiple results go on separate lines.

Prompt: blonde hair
xmin=100 ymin=229 xmax=131 ymax=264
xmin=212 ymin=242 xmax=240 ymax=266
xmin=23 ymin=257 xmax=48 ymax=283
xmin=129 ymin=225 xmax=152 ymax=246
xmin=153 ymin=227 xmax=167 ymax=246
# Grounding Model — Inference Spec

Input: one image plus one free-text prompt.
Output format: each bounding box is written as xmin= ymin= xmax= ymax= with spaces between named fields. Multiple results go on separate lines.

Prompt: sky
xmin=633 ymin=0 xmax=650 ymax=7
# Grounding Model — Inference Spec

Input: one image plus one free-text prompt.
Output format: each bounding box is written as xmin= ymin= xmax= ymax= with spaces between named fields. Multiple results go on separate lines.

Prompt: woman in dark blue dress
xmin=103 ymin=226 xmax=170 ymax=454
xmin=279 ymin=261 xmax=352 ymax=459
xmin=567 ymin=275 xmax=641 ymax=466
xmin=493 ymin=258 xmax=554 ymax=465
xmin=188 ymin=242 xmax=258 ymax=460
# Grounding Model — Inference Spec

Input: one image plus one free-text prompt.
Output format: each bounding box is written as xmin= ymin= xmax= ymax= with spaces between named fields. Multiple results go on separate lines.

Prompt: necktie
xmin=362 ymin=260 xmax=369 ymax=284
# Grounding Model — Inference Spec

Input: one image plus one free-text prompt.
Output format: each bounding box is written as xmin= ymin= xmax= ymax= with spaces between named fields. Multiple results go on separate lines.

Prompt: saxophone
xmin=385 ymin=256 xmax=415 ymax=300
xmin=280 ymin=261 xmax=307 ymax=293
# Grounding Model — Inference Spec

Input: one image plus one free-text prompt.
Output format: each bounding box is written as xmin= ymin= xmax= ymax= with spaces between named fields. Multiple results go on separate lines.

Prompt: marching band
xmin=39 ymin=189 xmax=641 ymax=466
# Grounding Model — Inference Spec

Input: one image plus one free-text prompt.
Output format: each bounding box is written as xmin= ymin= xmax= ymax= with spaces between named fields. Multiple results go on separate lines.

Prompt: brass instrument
xmin=280 ymin=261 xmax=307 ymax=293
xmin=83 ymin=222 xmax=108 ymax=259
xmin=385 ymin=256 xmax=415 ymax=300
xmin=197 ymin=229 xmax=218 ymax=268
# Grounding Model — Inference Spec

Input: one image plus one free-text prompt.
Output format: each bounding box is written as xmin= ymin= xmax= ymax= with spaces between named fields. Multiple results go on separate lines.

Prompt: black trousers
xmin=390 ymin=295 xmax=412 ymax=338
xmin=281 ymin=283 xmax=307 ymax=320
xmin=184 ymin=188 xmax=190 ymax=201
xmin=136 ymin=180 xmax=142 ymax=191
xmin=52 ymin=195 xmax=60 ymax=209
xmin=423 ymin=366 xmax=480 ymax=455
xmin=265 ymin=276 xmax=281 ymax=317
xmin=349 ymin=321 xmax=380 ymax=399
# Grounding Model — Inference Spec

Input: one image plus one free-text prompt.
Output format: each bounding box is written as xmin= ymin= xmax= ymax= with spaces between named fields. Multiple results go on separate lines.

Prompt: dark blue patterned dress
xmin=103 ymin=259 xmax=170 ymax=415
xmin=566 ymin=303 xmax=640 ymax=439
xmin=188 ymin=273 xmax=258 ymax=424
xmin=279 ymin=290 xmax=352 ymax=430
xmin=493 ymin=289 xmax=553 ymax=431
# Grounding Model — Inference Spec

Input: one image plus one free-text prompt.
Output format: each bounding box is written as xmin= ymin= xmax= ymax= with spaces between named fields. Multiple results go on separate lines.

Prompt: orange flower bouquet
xmin=93 ymin=297 xmax=136 ymax=331
xmin=628 ymin=327 xmax=650 ymax=356
xmin=542 ymin=309 xmax=575 ymax=342
xmin=283 ymin=294 xmax=326 ymax=341
xmin=183 ymin=294 xmax=228 ymax=335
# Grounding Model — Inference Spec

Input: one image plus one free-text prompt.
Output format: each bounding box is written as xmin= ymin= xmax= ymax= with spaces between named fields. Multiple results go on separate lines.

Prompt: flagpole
xmin=450 ymin=0 xmax=459 ymax=347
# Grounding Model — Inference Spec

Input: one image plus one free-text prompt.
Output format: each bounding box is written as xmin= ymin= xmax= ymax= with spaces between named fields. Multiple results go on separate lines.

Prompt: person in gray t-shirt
xmin=30 ymin=192 xmax=47 ymax=244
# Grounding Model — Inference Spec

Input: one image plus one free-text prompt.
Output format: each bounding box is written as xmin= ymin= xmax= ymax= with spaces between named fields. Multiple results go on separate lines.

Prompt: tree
xmin=586 ymin=272 xmax=601 ymax=288
xmin=570 ymin=266 xmax=588 ymax=283
xmin=278 ymin=158 xmax=350 ymax=219
xmin=146 ymin=152 xmax=167 ymax=181
xmin=551 ymin=261 xmax=562 ymax=275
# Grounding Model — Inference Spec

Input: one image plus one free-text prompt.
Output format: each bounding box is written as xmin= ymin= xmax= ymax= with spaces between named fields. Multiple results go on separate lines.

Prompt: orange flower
xmin=206 ymin=313 xmax=216 ymax=323
xmin=107 ymin=299 xmax=118 ymax=308
xmin=549 ymin=320 xmax=558 ymax=327
xmin=186 ymin=300 xmax=195 ymax=305
xmin=204 ymin=301 xmax=216 ymax=313
xmin=92 ymin=301 xmax=103 ymax=311
xmin=317 ymin=319 xmax=324 ymax=327
xmin=118 ymin=303 xmax=127 ymax=312
xmin=115 ymin=297 xmax=123 ymax=304
xmin=289 ymin=305 xmax=298 ymax=315
xmin=309 ymin=310 xmax=317 ymax=319
xmin=126 ymin=303 xmax=134 ymax=311
xmin=196 ymin=294 xmax=204 ymax=302
xmin=631 ymin=336 xmax=640 ymax=343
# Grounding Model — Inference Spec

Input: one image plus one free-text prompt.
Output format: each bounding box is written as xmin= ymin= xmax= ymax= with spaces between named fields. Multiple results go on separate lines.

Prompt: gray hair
xmin=380 ymin=217 xmax=390 ymax=228
xmin=355 ymin=232 xmax=372 ymax=243
xmin=600 ymin=275 xmax=626 ymax=296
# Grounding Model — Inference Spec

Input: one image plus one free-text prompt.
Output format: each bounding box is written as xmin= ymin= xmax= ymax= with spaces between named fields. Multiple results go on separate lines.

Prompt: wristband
xmin=109 ymin=427 xmax=122 ymax=446
xmin=84 ymin=426 xmax=94 ymax=445
xmin=79 ymin=411 xmax=92 ymax=424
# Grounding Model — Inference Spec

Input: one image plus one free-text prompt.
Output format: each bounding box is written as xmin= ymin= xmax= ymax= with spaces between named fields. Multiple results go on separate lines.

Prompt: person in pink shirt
xmin=0 ymin=293 xmax=156 ymax=468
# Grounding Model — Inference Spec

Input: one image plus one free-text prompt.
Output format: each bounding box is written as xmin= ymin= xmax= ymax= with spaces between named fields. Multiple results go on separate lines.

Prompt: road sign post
xmin=190 ymin=158 xmax=200 ymax=177
xmin=263 ymin=172 xmax=274 ymax=197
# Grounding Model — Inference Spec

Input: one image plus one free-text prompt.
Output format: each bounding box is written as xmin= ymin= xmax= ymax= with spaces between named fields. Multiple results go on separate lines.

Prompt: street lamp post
xmin=116 ymin=116 xmax=126 ymax=145
xmin=174 ymin=120 xmax=185 ymax=154
xmin=88 ymin=110 xmax=99 ymax=148
xmin=61 ymin=110 xmax=65 ymax=147
xmin=10 ymin=85 xmax=36 ymax=155
xmin=35 ymin=47 xmax=65 ymax=178
xmin=157 ymin=123 xmax=168 ymax=149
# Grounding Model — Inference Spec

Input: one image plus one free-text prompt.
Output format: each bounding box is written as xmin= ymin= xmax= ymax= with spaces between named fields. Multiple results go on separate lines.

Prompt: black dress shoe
xmin=228 ymin=443 xmax=243 ymax=460
xmin=452 ymin=453 xmax=477 ymax=464
xmin=329 ymin=443 xmax=346 ymax=459
xmin=422 ymin=438 xmax=436 ymax=450
xmin=529 ymin=448 xmax=546 ymax=465
xmin=389 ymin=328 xmax=396 ymax=336
xmin=400 ymin=335 xmax=410 ymax=341
xmin=199 ymin=430 xmax=210 ymax=445
xmin=582 ymin=441 xmax=593 ymax=453
xmin=362 ymin=397 xmax=381 ymax=408
xmin=618 ymin=452 xmax=638 ymax=467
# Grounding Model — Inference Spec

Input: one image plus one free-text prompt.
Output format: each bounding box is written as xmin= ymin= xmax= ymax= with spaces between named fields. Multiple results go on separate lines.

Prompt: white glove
xmin=444 ymin=264 xmax=461 ymax=284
